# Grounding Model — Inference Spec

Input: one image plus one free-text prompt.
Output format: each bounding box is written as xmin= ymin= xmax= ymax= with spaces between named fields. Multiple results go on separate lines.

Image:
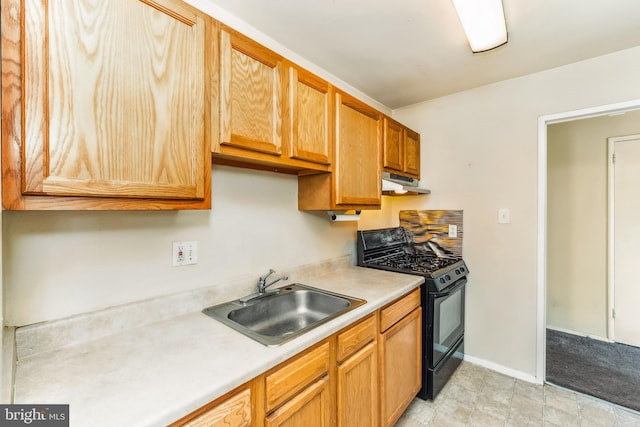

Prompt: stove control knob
xmin=445 ymin=274 xmax=451 ymax=281
xmin=439 ymin=277 xmax=446 ymax=284
xmin=455 ymin=269 xmax=460 ymax=275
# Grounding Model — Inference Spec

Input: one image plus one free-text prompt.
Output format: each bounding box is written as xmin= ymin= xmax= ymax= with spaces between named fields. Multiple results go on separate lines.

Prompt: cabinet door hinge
xmin=612 ymin=153 xmax=616 ymax=164
xmin=612 ymin=308 xmax=616 ymax=319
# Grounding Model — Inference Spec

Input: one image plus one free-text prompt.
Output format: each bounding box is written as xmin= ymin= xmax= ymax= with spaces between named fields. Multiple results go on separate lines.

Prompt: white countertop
xmin=13 ymin=266 xmax=423 ymax=426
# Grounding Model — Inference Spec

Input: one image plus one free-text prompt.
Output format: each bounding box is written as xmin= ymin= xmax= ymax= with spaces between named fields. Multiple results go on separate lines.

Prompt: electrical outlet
xmin=172 ymin=241 xmax=197 ymax=266
xmin=448 ymin=224 xmax=458 ymax=238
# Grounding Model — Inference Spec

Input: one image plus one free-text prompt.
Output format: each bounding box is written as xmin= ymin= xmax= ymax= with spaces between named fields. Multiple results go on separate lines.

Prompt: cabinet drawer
xmin=266 ymin=341 xmax=330 ymax=412
xmin=177 ymin=388 xmax=251 ymax=427
xmin=379 ymin=288 xmax=421 ymax=333
xmin=337 ymin=314 xmax=376 ymax=363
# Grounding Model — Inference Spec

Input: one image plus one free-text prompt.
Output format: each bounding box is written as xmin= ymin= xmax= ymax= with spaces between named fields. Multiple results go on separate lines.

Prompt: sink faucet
xmin=239 ymin=269 xmax=289 ymax=304
xmin=257 ymin=269 xmax=289 ymax=294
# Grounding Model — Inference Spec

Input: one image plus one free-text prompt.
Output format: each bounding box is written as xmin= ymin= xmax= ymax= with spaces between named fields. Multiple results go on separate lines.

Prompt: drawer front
xmin=379 ymin=288 xmax=421 ymax=333
xmin=180 ymin=388 xmax=251 ymax=427
xmin=337 ymin=314 xmax=376 ymax=363
xmin=266 ymin=341 xmax=330 ymax=412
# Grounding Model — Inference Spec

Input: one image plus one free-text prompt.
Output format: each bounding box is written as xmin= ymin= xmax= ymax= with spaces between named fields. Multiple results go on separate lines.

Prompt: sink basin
xmin=202 ymin=283 xmax=366 ymax=346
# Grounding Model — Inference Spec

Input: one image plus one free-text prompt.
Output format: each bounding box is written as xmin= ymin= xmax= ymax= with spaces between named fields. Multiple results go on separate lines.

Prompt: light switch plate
xmin=498 ymin=208 xmax=511 ymax=224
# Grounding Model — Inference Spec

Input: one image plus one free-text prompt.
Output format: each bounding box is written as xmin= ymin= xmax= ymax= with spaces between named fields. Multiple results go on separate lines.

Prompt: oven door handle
xmin=434 ymin=278 xmax=467 ymax=297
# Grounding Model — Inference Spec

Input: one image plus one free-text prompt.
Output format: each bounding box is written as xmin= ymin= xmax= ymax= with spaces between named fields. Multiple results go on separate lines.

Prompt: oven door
xmin=430 ymin=278 xmax=466 ymax=368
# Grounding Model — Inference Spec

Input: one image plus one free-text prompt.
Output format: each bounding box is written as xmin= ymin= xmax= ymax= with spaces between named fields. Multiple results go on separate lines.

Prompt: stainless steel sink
xmin=202 ymin=283 xmax=366 ymax=346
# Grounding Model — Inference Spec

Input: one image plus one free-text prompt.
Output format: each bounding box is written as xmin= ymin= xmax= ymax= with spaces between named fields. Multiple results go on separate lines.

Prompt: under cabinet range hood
xmin=382 ymin=172 xmax=431 ymax=196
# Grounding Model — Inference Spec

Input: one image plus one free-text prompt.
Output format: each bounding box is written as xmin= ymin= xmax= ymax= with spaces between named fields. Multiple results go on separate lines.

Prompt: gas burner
xmin=369 ymin=252 xmax=460 ymax=274
xmin=357 ymin=227 xmax=469 ymax=292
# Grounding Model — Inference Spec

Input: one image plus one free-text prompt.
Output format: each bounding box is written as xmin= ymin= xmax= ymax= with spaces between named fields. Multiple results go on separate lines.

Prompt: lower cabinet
xmin=265 ymin=341 xmax=332 ymax=417
xmin=379 ymin=303 xmax=422 ymax=427
xmin=336 ymin=314 xmax=378 ymax=427
xmin=337 ymin=341 xmax=378 ymax=427
xmin=172 ymin=288 xmax=421 ymax=427
xmin=265 ymin=375 xmax=332 ymax=427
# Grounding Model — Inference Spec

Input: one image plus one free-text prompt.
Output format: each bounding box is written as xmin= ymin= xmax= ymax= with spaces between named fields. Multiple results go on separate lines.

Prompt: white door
xmin=612 ymin=135 xmax=640 ymax=347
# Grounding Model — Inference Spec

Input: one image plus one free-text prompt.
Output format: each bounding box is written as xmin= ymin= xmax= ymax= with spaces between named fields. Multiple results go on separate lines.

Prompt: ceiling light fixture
xmin=451 ymin=0 xmax=508 ymax=53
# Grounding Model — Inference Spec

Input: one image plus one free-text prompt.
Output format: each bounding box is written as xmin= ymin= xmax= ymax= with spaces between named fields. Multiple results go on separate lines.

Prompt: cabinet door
xmin=180 ymin=388 xmax=251 ymax=427
xmin=383 ymin=118 xmax=404 ymax=172
xmin=337 ymin=341 xmax=378 ymax=427
xmin=287 ymin=67 xmax=332 ymax=165
xmin=379 ymin=307 xmax=422 ymax=427
xmin=335 ymin=93 xmax=381 ymax=207
xmin=404 ymin=128 xmax=421 ymax=178
xmin=18 ymin=0 xmax=209 ymax=201
xmin=265 ymin=376 xmax=332 ymax=427
xmin=219 ymin=27 xmax=284 ymax=156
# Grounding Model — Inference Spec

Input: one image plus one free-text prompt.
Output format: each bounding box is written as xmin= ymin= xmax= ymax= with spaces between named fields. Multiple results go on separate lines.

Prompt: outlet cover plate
xmin=172 ymin=241 xmax=198 ymax=266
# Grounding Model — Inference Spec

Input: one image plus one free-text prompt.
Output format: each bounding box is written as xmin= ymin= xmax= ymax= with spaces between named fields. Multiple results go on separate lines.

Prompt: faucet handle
xmin=259 ymin=269 xmax=275 ymax=282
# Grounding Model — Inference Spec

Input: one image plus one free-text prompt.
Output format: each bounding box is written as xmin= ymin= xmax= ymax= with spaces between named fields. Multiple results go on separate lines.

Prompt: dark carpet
xmin=546 ymin=329 xmax=640 ymax=411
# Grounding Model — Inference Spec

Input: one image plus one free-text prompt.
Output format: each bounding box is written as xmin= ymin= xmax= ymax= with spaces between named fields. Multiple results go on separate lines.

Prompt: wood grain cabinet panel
xmin=2 ymin=0 xmax=213 ymax=209
xmin=218 ymin=26 xmax=284 ymax=157
xmin=265 ymin=341 xmax=330 ymax=412
xmin=298 ymin=91 xmax=381 ymax=210
xmin=337 ymin=314 xmax=376 ymax=363
xmin=383 ymin=118 xmax=404 ymax=172
xmin=335 ymin=93 xmax=382 ymax=207
xmin=379 ymin=307 xmax=422 ymax=427
xmin=382 ymin=117 xmax=421 ymax=180
xmin=286 ymin=66 xmax=332 ymax=166
xmin=380 ymin=288 xmax=421 ymax=333
xmin=404 ymin=128 xmax=421 ymax=178
xmin=265 ymin=375 xmax=332 ymax=427
xmin=337 ymin=339 xmax=378 ymax=427
xmin=179 ymin=388 xmax=251 ymax=427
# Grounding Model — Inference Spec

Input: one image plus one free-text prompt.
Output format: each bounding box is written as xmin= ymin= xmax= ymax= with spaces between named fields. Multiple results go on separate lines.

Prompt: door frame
xmin=607 ymin=134 xmax=640 ymax=343
xmin=536 ymin=98 xmax=640 ymax=383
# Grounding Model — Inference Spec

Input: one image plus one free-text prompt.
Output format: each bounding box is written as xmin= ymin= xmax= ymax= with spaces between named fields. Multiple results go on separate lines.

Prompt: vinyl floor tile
xmin=397 ymin=361 xmax=640 ymax=426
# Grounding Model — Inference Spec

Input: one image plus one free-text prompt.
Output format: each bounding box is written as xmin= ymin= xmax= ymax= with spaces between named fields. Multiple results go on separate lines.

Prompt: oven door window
xmin=432 ymin=280 xmax=465 ymax=367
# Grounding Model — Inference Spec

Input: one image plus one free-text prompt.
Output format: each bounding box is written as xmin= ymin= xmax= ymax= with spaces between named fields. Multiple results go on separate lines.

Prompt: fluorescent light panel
xmin=452 ymin=0 xmax=507 ymax=53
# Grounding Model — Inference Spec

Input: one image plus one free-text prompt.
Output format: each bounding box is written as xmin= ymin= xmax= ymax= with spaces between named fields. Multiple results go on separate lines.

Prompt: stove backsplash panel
xmin=399 ymin=210 xmax=463 ymax=257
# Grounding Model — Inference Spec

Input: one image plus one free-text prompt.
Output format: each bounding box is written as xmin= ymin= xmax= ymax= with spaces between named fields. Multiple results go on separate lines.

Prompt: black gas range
xmin=357 ymin=227 xmax=469 ymax=400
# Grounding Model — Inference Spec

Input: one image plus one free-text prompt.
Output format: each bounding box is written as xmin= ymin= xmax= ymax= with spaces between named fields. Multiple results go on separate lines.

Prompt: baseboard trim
xmin=464 ymin=354 xmax=540 ymax=385
xmin=546 ymin=325 xmax=612 ymax=343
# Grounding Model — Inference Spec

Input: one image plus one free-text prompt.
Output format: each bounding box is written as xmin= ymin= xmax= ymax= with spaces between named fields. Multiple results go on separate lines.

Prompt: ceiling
xmin=207 ymin=0 xmax=640 ymax=109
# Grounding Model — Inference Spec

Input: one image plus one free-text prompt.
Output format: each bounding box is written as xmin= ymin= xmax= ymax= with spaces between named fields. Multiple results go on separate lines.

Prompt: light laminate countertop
xmin=13 ymin=266 xmax=423 ymax=427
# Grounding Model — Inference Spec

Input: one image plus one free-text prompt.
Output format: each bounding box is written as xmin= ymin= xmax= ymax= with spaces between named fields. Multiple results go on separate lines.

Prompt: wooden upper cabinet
xmin=383 ymin=118 xmax=404 ymax=172
xmin=404 ymin=128 xmax=421 ymax=178
xmin=297 ymin=91 xmax=381 ymax=210
xmin=213 ymin=29 xmax=331 ymax=173
xmin=1 ymin=0 xmax=213 ymax=209
xmin=382 ymin=117 xmax=421 ymax=180
xmin=218 ymin=26 xmax=284 ymax=157
xmin=286 ymin=66 xmax=332 ymax=166
xmin=335 ymin=92 xmax=382 ymax=207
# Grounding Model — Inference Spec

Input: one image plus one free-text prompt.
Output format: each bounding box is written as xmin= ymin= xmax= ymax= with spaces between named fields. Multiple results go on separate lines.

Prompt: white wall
xmin=3 ymin=167 xmax=358 ymax=326
xmin=547 ymin=111 xmax=640 ymax=338
xmin=380 ymin=46 xmax=640 ymax=377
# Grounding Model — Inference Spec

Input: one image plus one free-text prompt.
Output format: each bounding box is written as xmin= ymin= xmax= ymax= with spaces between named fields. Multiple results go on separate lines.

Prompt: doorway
xmin=538 ymin=101 xmax=640 ymax=411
